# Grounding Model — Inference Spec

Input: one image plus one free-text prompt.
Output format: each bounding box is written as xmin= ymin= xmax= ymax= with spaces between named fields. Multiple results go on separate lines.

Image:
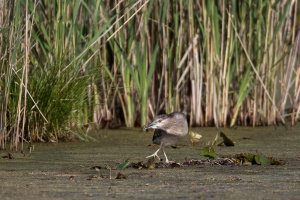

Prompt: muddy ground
xmin=1 ymin=125 xmax=300 ymax=199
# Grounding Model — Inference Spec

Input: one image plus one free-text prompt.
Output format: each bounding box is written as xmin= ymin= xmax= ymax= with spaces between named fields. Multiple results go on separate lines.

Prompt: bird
xmin=144 ymin=112 xmax=189 ymax=163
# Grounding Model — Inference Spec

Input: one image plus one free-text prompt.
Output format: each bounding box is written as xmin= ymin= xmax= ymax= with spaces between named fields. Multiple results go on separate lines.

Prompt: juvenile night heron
xmin=144 ymin=112 xmax=188 ymax=163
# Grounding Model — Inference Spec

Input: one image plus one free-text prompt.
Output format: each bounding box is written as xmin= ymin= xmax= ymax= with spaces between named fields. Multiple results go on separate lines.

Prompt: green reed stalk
xmin=1 ymin=0 xmax=298 ymax=147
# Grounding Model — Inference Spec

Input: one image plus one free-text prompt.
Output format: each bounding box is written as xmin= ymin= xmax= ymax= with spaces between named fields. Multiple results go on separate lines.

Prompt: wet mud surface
xmin=1 ymin=125 xmax=300 ymax=199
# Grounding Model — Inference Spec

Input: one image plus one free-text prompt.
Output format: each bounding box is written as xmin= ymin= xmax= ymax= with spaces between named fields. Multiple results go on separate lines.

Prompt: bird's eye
xmin=158 ymin=119 xmax=162 ymax=123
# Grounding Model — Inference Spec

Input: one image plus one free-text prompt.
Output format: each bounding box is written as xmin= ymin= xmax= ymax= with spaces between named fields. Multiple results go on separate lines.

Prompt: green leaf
xmin=246 ymin=153 xmax=256 ymax=162
xmin=117 ymin=159 xmax=131 ymax=170
xmin=200 ymin=146 xmax=218 ymax=159
xmin=254 ymin=154 xmax=271 ymax=166
xmin=234 ymin=153 xmax=284 ymax=166
xmin=219 ymin=132 xmax=234 ymax=146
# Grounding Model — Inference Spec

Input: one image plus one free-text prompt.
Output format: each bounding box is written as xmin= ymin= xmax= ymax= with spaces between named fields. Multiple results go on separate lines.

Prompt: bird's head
xmin=144 ymin=112 xmax=188 ymax=135
xmin=144 ymin=114 xmax=168 ymax=130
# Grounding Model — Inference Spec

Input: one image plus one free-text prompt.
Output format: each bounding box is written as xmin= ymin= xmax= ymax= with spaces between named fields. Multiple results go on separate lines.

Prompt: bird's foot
xmin=146 ymin=150 xmax=161 ymax=161
xmin=146 ymin=153 xmax=160 ymax=161
xmin=162 ymin=149 xmax=170 ymax=163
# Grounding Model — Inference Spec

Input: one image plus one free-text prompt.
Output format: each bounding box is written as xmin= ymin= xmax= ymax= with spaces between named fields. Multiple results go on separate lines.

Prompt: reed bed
xmin=0 ymin=0 xmax=299 ymax=149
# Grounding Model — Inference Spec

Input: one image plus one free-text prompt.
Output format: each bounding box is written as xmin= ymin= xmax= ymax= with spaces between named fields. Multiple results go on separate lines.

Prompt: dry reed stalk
xmin=1 ymin=1 xmax=299 ymax=146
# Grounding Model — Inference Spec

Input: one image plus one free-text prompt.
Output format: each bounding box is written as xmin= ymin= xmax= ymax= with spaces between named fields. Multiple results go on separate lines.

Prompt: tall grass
xmin=0 ymin=0 xmax=106 ymax=149
xmin=0 ymin=0 xmax=299 ymax=149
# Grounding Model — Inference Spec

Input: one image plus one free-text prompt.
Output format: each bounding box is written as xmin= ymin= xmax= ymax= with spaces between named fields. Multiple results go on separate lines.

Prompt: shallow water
xmin=1 ymin=125 xmax=300 ymax=199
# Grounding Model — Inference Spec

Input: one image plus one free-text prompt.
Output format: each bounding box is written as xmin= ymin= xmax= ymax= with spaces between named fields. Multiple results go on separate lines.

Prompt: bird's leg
xmin=146 ymin=145 xmax=162 ymax=161
xmin=162 ymin=148 xmax=170 ymax=163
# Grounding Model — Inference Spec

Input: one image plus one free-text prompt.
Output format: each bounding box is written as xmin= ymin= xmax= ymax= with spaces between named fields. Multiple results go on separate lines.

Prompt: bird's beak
xmin=144 ymin=121 xmax=157 ymax=130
